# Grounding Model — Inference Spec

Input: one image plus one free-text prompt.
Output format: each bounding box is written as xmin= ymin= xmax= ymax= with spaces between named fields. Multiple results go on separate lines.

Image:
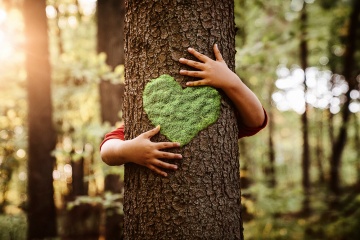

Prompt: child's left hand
xmin=179 ymin=44 xmax=266 ymax=128
xmin=179 ymin=44 xmax=240 ymax=92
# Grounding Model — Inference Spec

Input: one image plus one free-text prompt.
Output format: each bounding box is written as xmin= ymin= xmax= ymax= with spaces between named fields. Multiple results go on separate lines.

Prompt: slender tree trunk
xmin=300 ymin=2 xmax=311 ymax=215
xmin=24 ymin=0 xmax=57 ymax=238
xmin=315 ymin=110 xmax=325 ymax=183
xmin=104 ymin=174 xmax=125 ymax=240
xmin=97 ymin=0 xmax=125 ymax=126
xmin=123 ymin=0 xmax=241 ymax=239
xmin=330 ymin=0 xmax=360 ymax=195
xmin=355 ymin=114 xmax=360 ymax=184
xmin=71 ymin=157 xmax=86 ymax=197
xmin=97 ymin=1 xmax=126 ymax=239
xmin=266 ymin=80 xmax=276 ymax=187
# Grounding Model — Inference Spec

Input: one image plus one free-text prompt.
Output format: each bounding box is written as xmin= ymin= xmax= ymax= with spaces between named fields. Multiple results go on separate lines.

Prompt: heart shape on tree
xmin=143 ymin=74 xmax=221 ymax=146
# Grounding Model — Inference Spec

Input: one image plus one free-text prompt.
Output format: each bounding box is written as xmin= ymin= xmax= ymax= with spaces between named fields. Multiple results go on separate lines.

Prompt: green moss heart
xmin=143 ymin=74 xmax=221 ymax=146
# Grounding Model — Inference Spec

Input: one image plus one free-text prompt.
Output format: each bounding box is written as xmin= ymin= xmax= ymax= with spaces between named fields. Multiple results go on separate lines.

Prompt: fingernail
xmin=178 ymin=154 xmax=182 ymax=159
xmin=179 ymin=58 xmax=184 ymax=61
xmin=180 ymin=70 xmax=184 ymax=73
xmin=188 ymin=47 xmax=193 ymax=51
xmin=163 ymin=173 xmax=168 ymax=177
xmin=173 ymin=165 xmax=178 ymax=169
xmin=157 ymin=125 xmax=161 ymax=129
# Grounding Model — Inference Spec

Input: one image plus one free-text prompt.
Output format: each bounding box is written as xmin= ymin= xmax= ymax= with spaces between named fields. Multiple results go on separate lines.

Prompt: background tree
xmin=123 ymin=0 xmax=242 ymax=239
xmin=329 ymin=0 xmax=360 ymax=195
xmin=23 ymin=0 xmax=57 ymax=238
xmin=299 ymin=2 xmax=311 ymax=215
xmin=1 ymin=0 xmax=360 ymax=239
xmin=97 ymin=0 xmax=126 ymax=239
xmin=97 ymin=0 xmax=125 ymax=126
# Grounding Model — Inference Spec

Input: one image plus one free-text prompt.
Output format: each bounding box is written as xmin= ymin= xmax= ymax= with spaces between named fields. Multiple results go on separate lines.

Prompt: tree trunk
xmin=23 ymin=0 xmax=57 ymax=238
xmin=266 ymin=80 xmax=276 ymax=187
xmin=123 ymin=0 xmax=241 ymax=239
xmin=300 ymin=2 xmax=311 ymax=215
xmin=97 ymin=1 xmax=126 ymax=239
xmin=315 ymin=110 xmax=325 ymax=183
xmin=104 ymin=175 xmax=124 ymax=240
xmin=355 ymin=114 xmax=360 ymax=184
xmin=97 ymin=0 xmax=125 ymax=126
xmin=71 ymin=157 xmax=86 ymax=197
xmin=330 ymin=0 xmax=360 ymax=195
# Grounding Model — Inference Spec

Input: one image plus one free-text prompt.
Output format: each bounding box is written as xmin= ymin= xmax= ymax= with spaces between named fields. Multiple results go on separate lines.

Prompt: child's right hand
xmin=117 ymin=126 xmax=182 ymax=177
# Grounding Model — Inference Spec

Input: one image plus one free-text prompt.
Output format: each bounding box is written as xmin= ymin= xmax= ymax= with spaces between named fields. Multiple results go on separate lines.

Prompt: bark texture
xmin=24 ymin=0 xmax=57 ymax=238
xmin=123 ymin=0 xmax=241 ymax=239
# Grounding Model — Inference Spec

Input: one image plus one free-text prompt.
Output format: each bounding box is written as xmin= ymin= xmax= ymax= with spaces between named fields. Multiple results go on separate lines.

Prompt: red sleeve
xmin=100 ymin=125 xmax=125 ymax=149
xmin=100 ymin=109 xmax=267 ymax=149
xmin=237 ymin=108 xmax=268 ymax=139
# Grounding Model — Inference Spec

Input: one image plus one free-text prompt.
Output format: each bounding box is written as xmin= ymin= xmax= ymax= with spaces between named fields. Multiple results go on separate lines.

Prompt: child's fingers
xmin=147 ymin=164 xmax=168 ymax=177
xmin=154 ymin=142 xmax=181 ymax=149
xmin=187 ymin=47 xmax=209 ymax=62
xmin=186 ymin=80 xmax=208 ymax=87
xmin=143 ymin=125 xmax=160 ymax=138
xmin=179 ymin=69 xmax=205 ymax=78
xmin=153 ymin=159 xmax=178 ymax=171
xmin=213 ymin=44 xmax=225 ymax=62
xmin=179 ymin=58 xmax=205 ymax=70
xmin=154 ymin=149 xmax=182 ymax=160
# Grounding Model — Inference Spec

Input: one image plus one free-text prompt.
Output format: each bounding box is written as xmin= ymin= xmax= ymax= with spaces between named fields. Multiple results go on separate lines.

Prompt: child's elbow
xmin=100 ymin=147 xmax=111 ymax=165
xmin=100 ymin=144 xmax=116 ymax=166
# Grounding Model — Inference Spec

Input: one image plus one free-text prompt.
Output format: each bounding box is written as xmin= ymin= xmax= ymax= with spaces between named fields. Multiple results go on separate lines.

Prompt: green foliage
xmin=0 ymin=0 xmax=359 ymax=239
xmin=67 ymin=191 xmax=123 ymax=215
xmin=235 ymin=0 xmax=360 ymax=239
xmin=143 ymin=74 xmax=221 ymax=146
xmin=0 ymin=214 xmax=27 ymax=240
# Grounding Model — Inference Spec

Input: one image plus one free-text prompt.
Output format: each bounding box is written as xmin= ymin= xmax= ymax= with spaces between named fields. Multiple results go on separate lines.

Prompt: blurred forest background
xmin=0 ymin=0 xmax=359 ymax=239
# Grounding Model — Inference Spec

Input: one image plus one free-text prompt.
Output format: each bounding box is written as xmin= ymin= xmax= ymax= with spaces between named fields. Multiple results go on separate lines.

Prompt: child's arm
xmin=179 ymin=44 xmax=265 ymax=128
xmin=100 ymin=125 xmax=182 ymax=177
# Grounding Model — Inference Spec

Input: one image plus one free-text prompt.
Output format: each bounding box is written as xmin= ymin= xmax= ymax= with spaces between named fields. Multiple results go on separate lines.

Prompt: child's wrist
xmin=116 ymin=140 xmax=132 ymax=164
xmin=222 ymin=73 xmax=242 ymax=92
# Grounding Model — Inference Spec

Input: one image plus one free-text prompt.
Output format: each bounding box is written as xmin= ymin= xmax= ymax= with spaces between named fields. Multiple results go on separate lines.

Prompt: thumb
xmin=143 ymin=125 xmax=160 ymax=139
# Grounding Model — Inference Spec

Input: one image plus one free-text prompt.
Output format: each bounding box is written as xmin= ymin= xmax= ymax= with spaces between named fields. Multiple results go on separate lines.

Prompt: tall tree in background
xmin=299 ymin=2 xmax=311 ymax=214
xmin=97 ymin=0 xmax=125 ymax=239
xmin=97 ymin=0 xmax=125 ymax=125
xmin=330 ymin=0 xmax=360 ymax=195
xmin=123 ymin=0 xmax=242 ymax=239
xmin=267 ymin=80 xmax=276 ymax=187
xmin=23 ymin=0 xmax=57 ymax=238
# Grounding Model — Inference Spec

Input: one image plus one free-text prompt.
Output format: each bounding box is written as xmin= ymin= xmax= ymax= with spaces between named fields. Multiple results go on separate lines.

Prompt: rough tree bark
xmin=23 ymin=0 xmax=57 ymax=238
xmin=123 ymin=0 xmax=242 ymax=239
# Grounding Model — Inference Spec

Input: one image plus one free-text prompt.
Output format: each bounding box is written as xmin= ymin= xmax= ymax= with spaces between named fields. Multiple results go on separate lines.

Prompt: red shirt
xmin=100 ymin=109 xmax=267 ymax=148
